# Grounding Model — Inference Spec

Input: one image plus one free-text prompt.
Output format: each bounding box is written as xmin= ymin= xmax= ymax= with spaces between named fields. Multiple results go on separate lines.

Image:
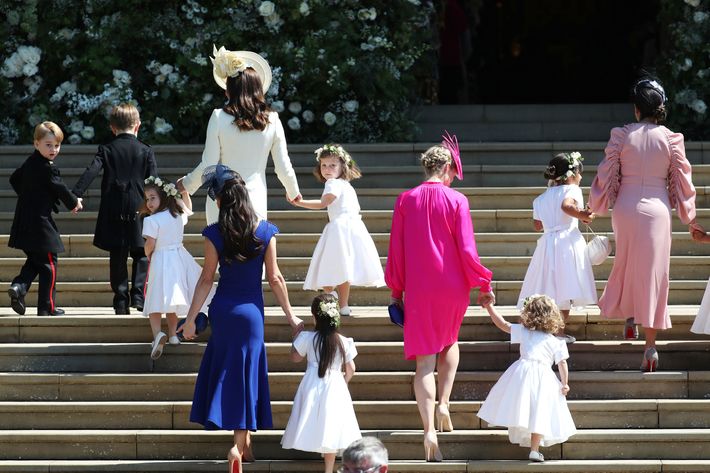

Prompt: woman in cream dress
xmin=178 ymin=46 xmax=300 ymax=223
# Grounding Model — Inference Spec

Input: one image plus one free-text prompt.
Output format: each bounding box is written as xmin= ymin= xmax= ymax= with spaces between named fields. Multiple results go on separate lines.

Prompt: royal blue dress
xmin=190 ymin=220 xmax=278 ymax=431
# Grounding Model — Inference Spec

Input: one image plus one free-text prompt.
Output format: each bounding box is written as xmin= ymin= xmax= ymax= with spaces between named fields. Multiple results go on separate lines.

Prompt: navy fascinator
xmin=201 ymin=164 xmax=237 ymax=200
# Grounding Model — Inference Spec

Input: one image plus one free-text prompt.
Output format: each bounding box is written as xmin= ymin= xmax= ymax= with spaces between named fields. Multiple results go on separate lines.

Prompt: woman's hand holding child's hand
xmin=72 ymin=198 xmax=83 ymax=214
xmin=560 ymin=384 xmax=570 ymax=396
xmin=579 ymin=208 xmax=594 ymax=225
xmin=478 ymin=291 xmax=496 ymax=307
xmin=288 ymin=315 xmax=305 ymax=336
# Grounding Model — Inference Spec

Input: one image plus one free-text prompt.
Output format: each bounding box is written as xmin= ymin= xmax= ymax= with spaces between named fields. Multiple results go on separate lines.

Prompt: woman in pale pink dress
xmin=589 ymin=78 xmax=698 ymax=371
xmin=385 ymin=138 xmax=494 ymax=462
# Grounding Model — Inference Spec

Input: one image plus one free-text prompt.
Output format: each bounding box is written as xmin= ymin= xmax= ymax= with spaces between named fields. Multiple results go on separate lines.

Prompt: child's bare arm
xmin=291 ymin=193 xmax=337 ymax=210
xmin=561 ymin=198 xmax=594 ymax=224
xmin=533 ymin=219 xmax=543 ymax=232
xmin=484 ymin=303 xmax=511 ymax=334
xmin=143 ymin=236 xmax=156 ymax=259
xmin=344 ymin=360 xmax=356 ymax=383
xmin=181 ymin=190 xmax=192 ymax=211
xmin=290 ymin=345 xmax=305 ymax=363
xmin=558 ymin=359 xmax=570 ymax=395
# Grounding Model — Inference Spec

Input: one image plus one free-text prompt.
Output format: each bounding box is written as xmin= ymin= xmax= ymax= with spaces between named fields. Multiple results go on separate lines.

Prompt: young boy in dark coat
xmin=8 ymin=122 xmax=82 ymax=316
xmin=72 ymin=104 xmax=157 ymax=314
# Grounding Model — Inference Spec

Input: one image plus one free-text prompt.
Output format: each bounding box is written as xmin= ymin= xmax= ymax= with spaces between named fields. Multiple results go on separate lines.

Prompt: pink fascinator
xmin=442 ymin=131 xmax=463 ymax=180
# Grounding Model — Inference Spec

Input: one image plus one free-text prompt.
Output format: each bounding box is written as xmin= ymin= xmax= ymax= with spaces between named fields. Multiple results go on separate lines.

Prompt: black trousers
xmin=12 ymin=251 xmax=58 ymax=312
xmin=110 ymin=247 xmax=148 ymax=310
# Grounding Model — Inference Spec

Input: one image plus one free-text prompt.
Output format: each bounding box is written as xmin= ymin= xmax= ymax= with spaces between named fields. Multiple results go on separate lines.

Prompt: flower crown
xmin=555 ymin=151 xmax=583 ymax=181
xmin=315 ymin=143 xmax=354 ymax=166
xmin=522 ymin=294 xmax=545 ymax=308
xmin=144 ymin=176 xmax=182 ymax=199
xmin=318 ymin=300 xmax=341 ymax=328
xmin=211 ymin=45 xmax=251 ymax=80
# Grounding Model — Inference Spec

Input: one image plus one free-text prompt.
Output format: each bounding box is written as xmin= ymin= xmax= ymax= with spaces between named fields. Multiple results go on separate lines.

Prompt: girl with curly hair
xmin=478 ymin=295 xmax=576 ymax=462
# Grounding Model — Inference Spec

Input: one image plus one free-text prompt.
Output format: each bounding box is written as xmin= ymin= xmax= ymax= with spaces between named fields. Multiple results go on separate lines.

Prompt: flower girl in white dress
xmin=281 ymin=293 xmax=361 ymax=473
xmin=517 ymin=152 xmax=597 ymax=342
xmin=292 ymin=144 xmax=385 ymax=316
xmin=691 ymin=224 xmax=710 ymax=334
xmin=478 ymin=295 xmax=577 ymax=462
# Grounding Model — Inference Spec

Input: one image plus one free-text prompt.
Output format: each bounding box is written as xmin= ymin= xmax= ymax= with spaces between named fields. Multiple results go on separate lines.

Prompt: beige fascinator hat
xmin=210 ymin=45 xmax=272 ymax=94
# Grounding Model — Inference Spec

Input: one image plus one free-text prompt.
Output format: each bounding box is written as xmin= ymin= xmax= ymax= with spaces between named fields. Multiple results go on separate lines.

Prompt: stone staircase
xmin=1 ymin=137 xmax=710 ymax=473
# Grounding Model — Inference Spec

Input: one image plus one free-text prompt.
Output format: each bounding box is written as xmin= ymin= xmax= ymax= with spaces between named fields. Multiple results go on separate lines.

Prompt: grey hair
xmin=342 ymin=437 xmax=388 ymax=467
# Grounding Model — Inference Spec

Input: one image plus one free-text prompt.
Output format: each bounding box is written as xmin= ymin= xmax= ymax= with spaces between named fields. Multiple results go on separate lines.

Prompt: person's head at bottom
xmin=339 ymin=437 xmax=388 ymax=473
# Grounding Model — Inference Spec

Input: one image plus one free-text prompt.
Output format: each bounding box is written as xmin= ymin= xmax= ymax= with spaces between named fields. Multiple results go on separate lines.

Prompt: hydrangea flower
xmin=324 ymin=112 xmax=337 ymax=126
xmin=287 ymin=116 xmax=301 ymax=130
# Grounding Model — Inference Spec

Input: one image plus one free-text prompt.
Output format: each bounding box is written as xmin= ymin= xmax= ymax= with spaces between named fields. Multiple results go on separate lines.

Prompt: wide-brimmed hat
xmin=210 ymin=45 xmax=272 ymax=94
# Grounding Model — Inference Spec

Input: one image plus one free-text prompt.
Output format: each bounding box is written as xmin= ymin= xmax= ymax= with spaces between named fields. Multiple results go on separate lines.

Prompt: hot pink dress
xmin=589 ymin=123 xmax=696 ymax=330
xmin=385 ymin=181 xmax=493 ymax=360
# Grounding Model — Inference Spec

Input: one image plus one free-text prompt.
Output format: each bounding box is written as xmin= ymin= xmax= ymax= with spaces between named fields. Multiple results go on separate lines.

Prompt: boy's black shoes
xmin=131 ymin=301 xmax=144 ymax=312
xmin=8 ymin=284 xmax=26 ymax=315
xmin=37 ymin=308 xmax=65 ymax=316
xmin=115 ymin=306 xmax=130 ymax=315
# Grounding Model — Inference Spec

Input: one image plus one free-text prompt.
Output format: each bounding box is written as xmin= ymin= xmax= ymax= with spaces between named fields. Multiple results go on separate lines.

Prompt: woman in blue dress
xmin=179 ymin=165 xmax=304 ymax=473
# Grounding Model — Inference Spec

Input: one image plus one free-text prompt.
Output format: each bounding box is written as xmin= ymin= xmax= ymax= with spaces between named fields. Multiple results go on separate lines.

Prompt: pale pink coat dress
xmin=385 ymin=182 xmax=493 ymax=360
xmin=589 ymin=123 xmax=696 ymax=330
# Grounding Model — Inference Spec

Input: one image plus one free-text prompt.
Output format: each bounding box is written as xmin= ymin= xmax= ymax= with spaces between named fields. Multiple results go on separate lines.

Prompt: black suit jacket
xmin=9 ymin=151 xmax=79 ymax=253
xmin=72 ymin=133 xmax=157 ymax=251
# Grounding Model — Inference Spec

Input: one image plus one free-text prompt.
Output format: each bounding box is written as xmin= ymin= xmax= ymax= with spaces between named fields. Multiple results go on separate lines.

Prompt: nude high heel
xmin=423 ymin=431 xmax=443 ymax=462
xmin=641 ymin=347 xmax=659 ymax=373
xmin=436 ymin=403 xmax=454 ymax=432
xmin=227 ymin=446 xmax=242 ymax=473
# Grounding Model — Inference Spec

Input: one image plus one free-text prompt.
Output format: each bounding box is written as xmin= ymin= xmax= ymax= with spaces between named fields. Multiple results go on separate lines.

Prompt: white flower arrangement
xmin=258 ymin=1 xmax=275 ymax=17
xmin=319 ymin=300 xmax=341 ymax=327
xmin=154 ymin=117 xmax=174 ymax=135
xmin=1 ymin=45 xmax=42 ymax=79
xmin=343 ymin=100 xmax=359 ymax=112
xmin=211 ymin=45 xmax=250 ymax=80
xmin=144 ymin=176 xmax=182 ymax=199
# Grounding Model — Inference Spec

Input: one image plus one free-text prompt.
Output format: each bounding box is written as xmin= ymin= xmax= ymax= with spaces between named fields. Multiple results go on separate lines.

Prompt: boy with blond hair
xmin=73 ymin=104 xmax=157 ymax=314
xmin=8 ymin=121 xmax=82 ymax=316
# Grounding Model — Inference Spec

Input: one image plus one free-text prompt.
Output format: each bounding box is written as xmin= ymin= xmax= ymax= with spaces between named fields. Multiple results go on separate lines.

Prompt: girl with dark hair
xmin=517 ymin=152 xmax=597 ymax=343
xmin=281 ymin=293 xmax=361 ymax=473
xmin=177 ymin=46 xmax=300 ymax=224
xmin=180 ymin=165 xmax=303 ymax=473
xmin=141 ymin=177 xmax=211 ymax=360
xmin=590 ymin=77 xmax=700 ymax=371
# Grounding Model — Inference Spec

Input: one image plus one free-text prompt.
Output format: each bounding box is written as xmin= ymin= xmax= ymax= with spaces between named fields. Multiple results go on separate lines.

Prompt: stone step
xmin=1 ymin=207 xmax=709 ymax=236
xmin=2 ymin=254 xmax=707 ymax=283
xmin=2 ymin=459 xmax=710 ymax=473
xmin=4 ymin=164 xmax=710 ymax=195
xmin=1 ymin=370 xmax=705 ymax=403
xmin=0 ymin=339 xmax=707 ymax=373
xmin=1 ymin=306 xmax=708 ymax=344
xmin=1 ymin=232 xmax=708 ymax=259
xmin=2 ymin=399 xmax=710 ymax=431
xmin=7 ymin=279 xmax=710 ymax=306
xmin=2 ymin=429 xmax=710 ymax=461
xmin=9 ymin=139 xmax=709 ymax=169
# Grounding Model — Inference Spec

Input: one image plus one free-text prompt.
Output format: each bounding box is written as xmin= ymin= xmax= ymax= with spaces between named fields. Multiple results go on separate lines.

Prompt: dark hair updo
xmin=543 ymin=152 xmax=583 ymax=182
xmin=631 ymin=77 xmax=667 ymax=123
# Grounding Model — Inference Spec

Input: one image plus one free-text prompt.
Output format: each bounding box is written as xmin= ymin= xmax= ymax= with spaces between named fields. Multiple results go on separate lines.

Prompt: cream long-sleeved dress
xmin=182 ymin=109 xmax=300 ymax=224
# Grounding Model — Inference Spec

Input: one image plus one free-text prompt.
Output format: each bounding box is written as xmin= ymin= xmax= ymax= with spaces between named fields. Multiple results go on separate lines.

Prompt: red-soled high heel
xmin=227 ymin=446 xmax=242 ymax=473
xmin=641 ymin=347 xmax=659 ymax=373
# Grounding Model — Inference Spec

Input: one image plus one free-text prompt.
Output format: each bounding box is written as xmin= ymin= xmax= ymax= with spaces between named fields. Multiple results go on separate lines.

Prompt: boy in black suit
xmin=73 ymin=104 xmax=157 ymax=314
xmin=8 ymin=122 xmax=82 ymax=316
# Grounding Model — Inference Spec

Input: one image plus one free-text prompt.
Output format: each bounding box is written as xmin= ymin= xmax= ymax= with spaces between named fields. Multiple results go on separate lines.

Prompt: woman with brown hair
xmin=177 ymin=46 xmax=301 ymax=223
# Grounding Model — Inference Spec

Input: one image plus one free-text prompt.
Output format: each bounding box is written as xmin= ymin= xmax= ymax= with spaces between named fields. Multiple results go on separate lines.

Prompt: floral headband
xmin=554 ymin=151 xmax=583 ymax=181
xmin=634 ymin=79 xmax=667 ymax=104
xmin=145 ymin=176 xmax=182 ymax=199
xmin=318 ymin=300 xmax=341 ymax=328
xmin=522 ymin=294 xmax=545 ymax=308
xmin=315 ymin=143 xmax=354 ymax=166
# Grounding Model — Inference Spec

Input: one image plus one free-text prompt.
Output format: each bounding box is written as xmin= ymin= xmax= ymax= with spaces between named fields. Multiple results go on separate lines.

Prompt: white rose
xmin=69 ymin=120 xmax=84 ymax=133
xmin=682 ymin=58 xmax=693 ymax=71
xmin=258 ymin=1 xmax=275 ymax=16
xmin=26 ymin=79 xmax=41 ymax=95
xmin=68 ymin=134 xmax=82 ymax=144
xmin=159 ymin=64 xmax=174 ymax=75
xmin=691 ymin=99 xmax=707 ymax=114
xmin=18 ymin=46 xmax=41 ymax=65
xmin=694 ymin=11 xmax=708 ymax=22
xmin=287 ymin=116 xmax=301 ymax=130
xmin=22 ymin=63 xmax=38 ymax=77
xmin=343 ymin=100 xmax=359 ymax=112
xmin=302 ymin=110 xmax=315 ymax=123
xmin=155 ymin=178 xmax=163 ymax=186
xmin=685 ymin=0 xmax=700 ymax=6
xmin=271 ymin=100 xmax=285 ymax=112
xmin=167 ymin=72 xmax=179 ymax=84
xmin=368 ymin=7 xmax=377 ymax=20
xmin=112 ymin=69 xmax=131 ymax=86
xmin=288 ymin=101 xmax=302 ymax=114
xmin=80 ymin=126 xmax=95 ymax=140
xmin=299 ymin=1 xmax=310 ymax=15
xmin=202 ymin=93 xmax=213 ymax=103
xmin=323 ymin=112 xmax=337 ymax=126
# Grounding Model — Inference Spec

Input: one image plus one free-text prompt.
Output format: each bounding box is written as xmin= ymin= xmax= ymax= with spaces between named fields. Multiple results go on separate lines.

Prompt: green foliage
xmin=0 ymin=0 xmax=433 ymax=145
xmin=658 ymin=0 xmax=710 ymax=138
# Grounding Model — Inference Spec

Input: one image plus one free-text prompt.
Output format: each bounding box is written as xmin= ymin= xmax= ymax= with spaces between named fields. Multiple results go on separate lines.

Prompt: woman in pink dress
xmin=385 ymin=137 xmax=494 ymax=462
xmin=589 ymin=78 xmax=698 ymax=371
